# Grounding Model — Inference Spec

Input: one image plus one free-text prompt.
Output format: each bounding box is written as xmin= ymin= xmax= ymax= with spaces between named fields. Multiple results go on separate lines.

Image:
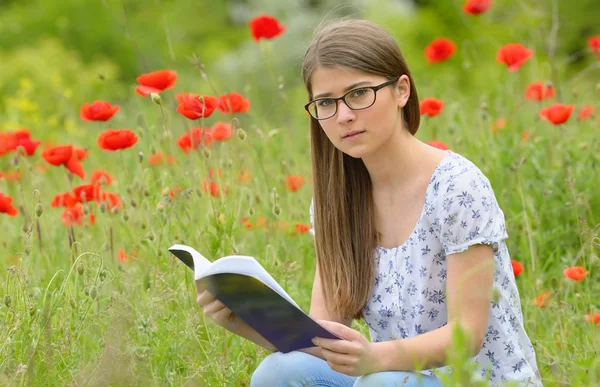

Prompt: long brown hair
xmin=302 ymin=18 xmax=421 ymax=320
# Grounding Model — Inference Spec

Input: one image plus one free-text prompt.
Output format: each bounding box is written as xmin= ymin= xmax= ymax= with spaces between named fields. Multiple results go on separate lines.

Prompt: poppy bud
xmin=138 ymin=152 xmax=144 ymax=163
xmin=157 ymin=202 xmax=166 ymax=212
xmin=147 ymin=232 xmax=155 ymax=242
xmin=201 ymin=148 xmax=211 ymax=159
xmin=150 ymin=93 xmax=162 ymax=105
xmin=69 ymin=298 xmax=77 ymax=309
xmin=162 ymin=188 xmax=170 ymax=197
xmin=272 ymin=204 xmax=281 ymax=217
xmin=130 ymin=198 xmax=138 ymax=208
xmin=224 ymin=158 xmax=233 ymax=168
xmin=84 ymin=287 xmax=90 ymax=296
xmin=4 ymin=294 xmax=11 ymax=307
xmin=89 ymin=286 xmax=98 ymax=300
xmin=99 ymin=202 xmax=107 ymax=213
xmin=143 ymin=189 xmax=150 ymax=197
xmin=77 ymin=263 xmax=85 ymax=275
xmin=35 ymin=203 xmax=43 ymax=218
xmin=247 ymin=207 xmax=255 ymax=217
xmin=121 ymin=211 xmax=129 ymax=222
xmin=99 ymin=269 xmax=108 ymax=282
xmin=236 ymin=128 xmax=247 ymax=141
xmin=111 ymin=206 xmax=119 ymax=215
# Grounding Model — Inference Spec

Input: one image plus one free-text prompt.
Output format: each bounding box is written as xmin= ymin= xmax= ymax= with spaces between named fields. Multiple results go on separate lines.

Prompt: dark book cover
xmin=169 ymin=247 xmax=341 ymax=353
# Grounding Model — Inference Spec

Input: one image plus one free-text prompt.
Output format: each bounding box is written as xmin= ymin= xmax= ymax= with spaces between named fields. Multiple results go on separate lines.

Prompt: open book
xmin=168 ymin=244 xmax=341 ymax=353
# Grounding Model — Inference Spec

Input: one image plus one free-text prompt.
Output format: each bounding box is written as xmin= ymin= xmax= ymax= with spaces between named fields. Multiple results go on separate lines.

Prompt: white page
xmin=169 ymin=244 xmax=302 ymax=311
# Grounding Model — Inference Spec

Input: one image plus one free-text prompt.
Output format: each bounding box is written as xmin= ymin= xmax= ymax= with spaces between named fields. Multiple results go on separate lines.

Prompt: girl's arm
xmin=375 ymin=244 xmax=494 ymax=371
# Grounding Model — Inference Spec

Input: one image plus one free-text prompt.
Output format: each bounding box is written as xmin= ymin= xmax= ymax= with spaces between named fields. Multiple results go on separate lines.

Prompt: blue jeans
xmin=251 ymin=351 xmax=442 ymax=387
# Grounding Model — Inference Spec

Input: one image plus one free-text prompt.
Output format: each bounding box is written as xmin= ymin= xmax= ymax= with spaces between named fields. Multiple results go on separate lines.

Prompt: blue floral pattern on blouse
xmin=310 ymin=151 xmax=542 ymax=386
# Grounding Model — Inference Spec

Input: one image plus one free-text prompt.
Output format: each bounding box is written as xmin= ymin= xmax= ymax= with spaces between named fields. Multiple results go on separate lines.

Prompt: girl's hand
xmin=312 ymin=320 xmax=382 ymax=376
xmin=195 ymin=282 xmax=239 ymax=329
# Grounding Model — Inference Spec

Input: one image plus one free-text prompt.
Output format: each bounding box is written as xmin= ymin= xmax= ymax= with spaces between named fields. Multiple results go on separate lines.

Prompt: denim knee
xmin=353 ymin=371 xmax=440 ymax=387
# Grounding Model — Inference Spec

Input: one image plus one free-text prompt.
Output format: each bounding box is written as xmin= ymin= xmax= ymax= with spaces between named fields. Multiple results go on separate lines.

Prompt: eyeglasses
xmin=304 ymin=77 xmax=400 ymax=120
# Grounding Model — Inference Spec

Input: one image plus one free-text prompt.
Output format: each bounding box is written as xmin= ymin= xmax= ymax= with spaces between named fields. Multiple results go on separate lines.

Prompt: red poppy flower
xmin=424 ymin=38 xmax=456 ymax=64
xmin=525 ymin=82 xmax=554 ymax=101
xmin=177 ymin=94 xmax=218 ymax=120
xmin=98 ymin=192 xmax=121 ymax=210
xmin=211 ymin=122 xmax=232 ymax=141
xmin=539 ymin=103 xmax=575 ymax=125
xmin=80 ymin=101 xmax=120 ymax=121
xmin=426 ymin=140 xmax=449 ymax=150
xmin=249 ymin=15 xmax=286 ymax=42
xmin=0 ymin=193 xmax=18 ymax=216
xmin=176 ymin=127 xmax=213 ymax=153
xmin=135 ymin=69 xmax=177 ymax=96
xmin=73 ymin=183 xmax=102 ymax=202
xmin=90 ymin=169 xmax=113 ymax=186
xmin=41 ymin=145 xmax=85 ymax=179
xmin=217 ymin=92 xmax=251 ymax=114
xmin=285 ymin=175 xmax=305 ymax=192
xmin=463 ymin=0 xmax=491 ymax=15
xmin=490 ymin=118 xmax=506 ymax=133
xmin=532 ymin=290 xmax=550 ymax=308
xmin=563 ymin=266 xmax=589 ymax=281
xmin=61 ymin=203 xmax=94 ymax=226
xmin=578 ymin=105 xmax=595 ymax=120
xmin=51 ymin=192 xmax=79 ymax=208
xmin=13 ymin=129 xmax=41 ymax=156
xmin=0 ymin=132 xmax=17 ymax=156
xmin=118 ymin=249 xmax=130 ymax=263
xmin=149 ymin=152 xmax=175 ymax=166
xmin=420 ymin=98 xmax=444 ymax=117
xmin=585 ymin=312 xmax=600 ymax=324
xmin=202 ymin=179 xmax=227 ymax=197
xmin=511 ymin=260 xmax=523 ymax=277
xmin=496 ymin=43 xmax=534 ymax=72
xmin=589 ymin=36 xmax=600 ymax=56
xmin=236 ymin=169 xmax=252 ymax=184
xmin=74 ymin=146 xmax=88 ymax=161
xmin=294 ymin=223 xmax=311 ymax=235
xmin=98 ymin=129 xmax=138 ymax=151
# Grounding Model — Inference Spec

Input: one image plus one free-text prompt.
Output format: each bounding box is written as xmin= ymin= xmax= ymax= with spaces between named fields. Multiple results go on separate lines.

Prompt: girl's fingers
xmin=320 ymin=347 xmax=352 ymax=366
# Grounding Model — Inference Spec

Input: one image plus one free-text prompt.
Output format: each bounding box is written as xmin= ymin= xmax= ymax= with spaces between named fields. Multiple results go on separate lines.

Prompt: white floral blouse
xmin=310 ymin=151 xmax=542 ymax=386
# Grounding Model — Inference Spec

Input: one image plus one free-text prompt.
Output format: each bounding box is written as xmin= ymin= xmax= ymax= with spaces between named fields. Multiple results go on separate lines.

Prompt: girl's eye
xmin=351 ymin=88 xmax=368 ymax=97
xmin=318 ymin=99 xmax=334 ymax=107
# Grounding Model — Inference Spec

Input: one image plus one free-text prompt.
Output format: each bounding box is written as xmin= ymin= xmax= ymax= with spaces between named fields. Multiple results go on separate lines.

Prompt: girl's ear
xmin=395 ymin=75 xmax=411 ymax=109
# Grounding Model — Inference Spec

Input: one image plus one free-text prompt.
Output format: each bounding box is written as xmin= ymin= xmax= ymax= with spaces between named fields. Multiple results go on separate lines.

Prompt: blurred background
xmin=1 ymin=0 xmax=599 ymax=132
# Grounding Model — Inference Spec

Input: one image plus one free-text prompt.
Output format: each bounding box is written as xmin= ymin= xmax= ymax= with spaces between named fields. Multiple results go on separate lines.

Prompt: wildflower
xmin=578 ymin=105 xmax=594 ymax=120
xmin=521 ymin=131 xmax=530 ymax=142
xmin=90 ymin=169 xmax=113 ymax=186
xmin=532 ymin=290 xmax=550 ymax=308
xmin=98 ymin=192 xmax=121 ymax=211
xmin=426 ymin=140 xmax=449 ymax=150
xmin=13 ymin=129 xmax=41 ymax=156
xmin=135 ymin=69 xmax=177 ymax=96
xmin=496 ymin=43 xmax=534 ymax=72
xmin=588 ymin=36 xmax=600 ymax=56
xmin=424 ymin=38 xmax=456 ymax=64
xmin=41 ymin=144 xmax=85 ymax=179
xmin=51 ymin=192 xmax=79 ymax=208
xmin=563 ymin=266 xmax=589 ymax=281
xmin=118 ymin=249 xmax=130 ymax=263
xmin=80 ymin=101 xmax=120 ymax=121
xmin=285 ymin=175 xmax=305 ymax=192
xmin=61 ymin=203 xmax=94 ymax=226
xmin=211 ymin=122 xmax=232 ymax=141
xmin=491 ymin=118 xmax=506 ymax=133
xmin=202 ymin=180 xmax=226 ymax=198
xmin=249 ymin=15 xmax=286 ymax=42
xmin=420 ymin=98 xmax=444 ymax=117
xmin=463 ymin=0 xmax=491 ymax=15
xmin=539 ymin=103 xmax=575 ymax=125
xmin=149 ymin=152 xmax=175 ymax=166
xmin=74 ymin=146 xmax=88 ymax=161
xmin=0 ymin=193 xmax=18 ymax=216
xmin=98 ymin=129 xmax=138 ymax=151
xmin=176 ymin=94 xmax=219 ymax=120
xmin=176 ymin=127 xmax=213 ymax=154
xmin=217 ymin=92 xmax=250 ymax=114
xmin=294 ymin=223 xmax=311 ymax=235
xmin=511 ymin=260 xmax=524 ymax=277
xmin=73 ymin=183 xmax=102 ymax=202
xmin=236 ymin=169 xmax=252 ymax=184
xmin=525 ymin=82 xmax=554 ymax=101
xmin=585 ymin=312 xmax=600 ymax=324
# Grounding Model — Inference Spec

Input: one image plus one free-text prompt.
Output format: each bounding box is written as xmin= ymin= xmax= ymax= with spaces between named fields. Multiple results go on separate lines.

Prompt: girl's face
xmin=309 ymin=67 xmax=410 ymax=158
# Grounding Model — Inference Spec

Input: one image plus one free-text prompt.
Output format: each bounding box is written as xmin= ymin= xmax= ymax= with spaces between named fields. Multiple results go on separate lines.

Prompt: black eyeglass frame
xmin=304 ymin=76 xmax=401 ymax=120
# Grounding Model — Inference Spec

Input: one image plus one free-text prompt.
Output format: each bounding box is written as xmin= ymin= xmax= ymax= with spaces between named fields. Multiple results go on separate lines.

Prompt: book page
xmin=200 ymin=255 xmax=301 ymax=310
xmin=168 ymin=244 xmax=212 ymax=277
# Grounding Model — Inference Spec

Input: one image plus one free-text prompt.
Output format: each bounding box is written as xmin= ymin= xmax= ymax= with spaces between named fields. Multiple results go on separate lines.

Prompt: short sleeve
xmin=309 ymin=198 xmax=315 ymax=237
xmin=431 ymin=166 xmax=508 ymax=256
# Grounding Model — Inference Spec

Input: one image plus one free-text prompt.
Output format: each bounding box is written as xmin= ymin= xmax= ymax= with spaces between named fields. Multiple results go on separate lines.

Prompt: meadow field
xmin=0 ymin=0 xmax=599 ymax=385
